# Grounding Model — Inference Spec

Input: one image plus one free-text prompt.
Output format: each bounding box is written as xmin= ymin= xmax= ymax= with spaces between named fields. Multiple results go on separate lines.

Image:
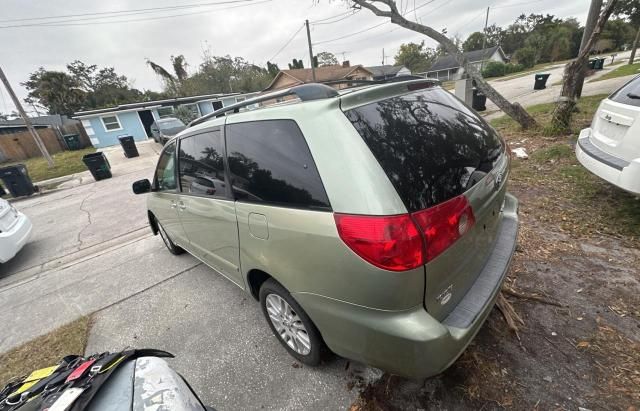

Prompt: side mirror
xmin=132 ymin=179 xmax=152 ymax=194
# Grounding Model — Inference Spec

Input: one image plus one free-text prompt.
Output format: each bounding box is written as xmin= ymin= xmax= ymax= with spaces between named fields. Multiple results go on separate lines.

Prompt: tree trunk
xmin=352 ymin=0 xmax=537 ymax=129
xmin=629 ymin=26 xmax=640 ymax=65
xmin=551 ymin=0 xmax=617 ymax=133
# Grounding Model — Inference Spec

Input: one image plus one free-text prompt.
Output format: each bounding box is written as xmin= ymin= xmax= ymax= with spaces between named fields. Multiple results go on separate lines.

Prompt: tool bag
xmin=0 ymin=349 xmax=173 ymax=411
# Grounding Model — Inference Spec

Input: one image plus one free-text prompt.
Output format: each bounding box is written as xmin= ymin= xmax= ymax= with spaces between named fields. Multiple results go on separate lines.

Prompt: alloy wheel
xmin=265 ymin=293 xmax=311 ymax=355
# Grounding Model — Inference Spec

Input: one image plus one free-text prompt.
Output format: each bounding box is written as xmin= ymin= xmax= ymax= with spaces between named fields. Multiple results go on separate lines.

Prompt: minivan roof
xmin=185 ymin=78 xmax=440 ymax=132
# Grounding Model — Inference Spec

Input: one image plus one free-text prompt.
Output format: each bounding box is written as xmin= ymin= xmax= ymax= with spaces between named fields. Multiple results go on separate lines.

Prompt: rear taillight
xmin=334 ymin=214 xmax=424 ymax=271
xmin=411 ymin=195 xmax=475 ymax=262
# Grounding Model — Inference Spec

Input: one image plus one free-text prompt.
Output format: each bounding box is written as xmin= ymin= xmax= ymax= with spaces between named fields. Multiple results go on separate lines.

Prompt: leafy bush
xmin=482 ymin=61 xmax=506 ymax=78
xmin=505 ymin=63 xmax=524 ymax=74
xmin=513 ymin=47 xmax=537 ymax=68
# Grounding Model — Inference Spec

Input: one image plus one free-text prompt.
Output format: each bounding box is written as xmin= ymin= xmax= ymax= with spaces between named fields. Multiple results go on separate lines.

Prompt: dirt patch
xmin=349 ymin=97 xmax=640 ymax=410
xmin=0 ymin=316 xmax=91 ymax=387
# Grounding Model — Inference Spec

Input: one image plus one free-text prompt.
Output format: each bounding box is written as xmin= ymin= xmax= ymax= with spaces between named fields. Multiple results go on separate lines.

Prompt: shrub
xmin=505 ymin=63 xmax=524 ymax=74
xmin=482 ymin=61 xmax=506 ymax=78
xmin=513 ymin=47 xmax=537 ymax=68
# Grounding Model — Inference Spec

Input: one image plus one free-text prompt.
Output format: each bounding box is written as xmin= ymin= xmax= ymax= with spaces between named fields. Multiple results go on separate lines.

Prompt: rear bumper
xmin=0 ymin=212 xmax=33 ymax=263
xmin=294 ymin=193 xmax=519 ymax=378
xmin=576 ymin=128 xmax=640 ymax=195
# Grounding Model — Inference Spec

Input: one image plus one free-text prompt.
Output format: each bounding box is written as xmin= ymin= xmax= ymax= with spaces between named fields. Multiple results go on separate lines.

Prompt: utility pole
xmin=305 ymin=19 xmax=317 ymax=82
xmin=0 ymin=66 xmax=54 ymax=167
xmin=382 ymin=48 xmax=385 ymax=65
xmin=480 ymin=6 xmax=490 ymax=71
xmin=576 ymin=0 xmax=603 ymax=98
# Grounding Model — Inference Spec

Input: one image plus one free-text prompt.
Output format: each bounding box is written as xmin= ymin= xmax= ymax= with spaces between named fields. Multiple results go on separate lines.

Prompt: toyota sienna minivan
xmin=132 ymin=79 xmax=519 ymax=378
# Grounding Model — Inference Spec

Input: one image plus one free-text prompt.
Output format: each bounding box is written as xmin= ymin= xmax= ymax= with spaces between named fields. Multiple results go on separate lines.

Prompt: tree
xmin=394 ymin=41 xmax=437 ymax=73
xmin=266 ymin=61 xmax=280 ymax=77
xmin=23 ymin=61 xmax=144 ymax=115
xmin=463 ymin=32 xmax=490 ymax=52
xmin=513 ymin=47 xmax=537 ymax=68
xmin=603 ymin=18 xmax=635 ymax=50
xmin=173 ymin=106 xmax=198 ymax=124
xmin=315 ymin=51 xmax=339 ymax=66
xmin=354 ymin=0 xmax=536 ymax=129
xmin=146 ymin=55 xmax=189 ymax=96
xmin=288 ymin=59 xmax=304 ymax=69
xmin=551 ymin=0 xmax=618 ymax=133
xmin=614 ymin=0 xmax=640 ymax=64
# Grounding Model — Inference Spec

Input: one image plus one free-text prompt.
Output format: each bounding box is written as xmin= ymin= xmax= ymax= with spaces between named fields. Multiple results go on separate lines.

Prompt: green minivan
xmin=132 ymin=79 xmax=519 ymax=378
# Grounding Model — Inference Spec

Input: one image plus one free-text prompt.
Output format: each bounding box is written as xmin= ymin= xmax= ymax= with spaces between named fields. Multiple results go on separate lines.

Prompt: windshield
xmin=344 ymin=87 xmax=504 ymax=211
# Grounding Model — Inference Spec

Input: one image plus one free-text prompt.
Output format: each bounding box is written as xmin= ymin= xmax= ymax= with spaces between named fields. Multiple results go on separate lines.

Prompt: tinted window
xmin=226 ymin=120 xmax=330 ymax=210
xmin=179 ymin=131 xmax=226 ymax=197
xmin=609 ymin=75 xmax=640 ymax=107
xmin=344 ymin=87 xmax=504 ymax=211
xmin=155 ymin=141 xmax=177 ymax=191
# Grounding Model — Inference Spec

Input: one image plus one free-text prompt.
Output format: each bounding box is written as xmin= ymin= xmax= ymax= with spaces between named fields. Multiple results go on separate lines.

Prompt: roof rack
xmin=323 ymin=75 xmax=435 ymax=87
xmin=188 ymin=83 xmax=339 ymax=127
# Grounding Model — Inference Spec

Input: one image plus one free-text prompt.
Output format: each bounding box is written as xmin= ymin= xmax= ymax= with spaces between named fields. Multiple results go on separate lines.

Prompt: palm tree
xmin=146 ymin=55 xmax=189 ymax=96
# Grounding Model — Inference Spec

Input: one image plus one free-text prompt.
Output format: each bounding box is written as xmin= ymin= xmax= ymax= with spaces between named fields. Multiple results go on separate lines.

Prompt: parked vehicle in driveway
xmin=132 ymin=80 xmax=519 ymax=378
xmin=576 ymin=74 xmax=640 ymax=194
xmin=0 ymin=197 xmax=32 ymax=263
xmin=150 ymin=117 xmax=187 ymax=144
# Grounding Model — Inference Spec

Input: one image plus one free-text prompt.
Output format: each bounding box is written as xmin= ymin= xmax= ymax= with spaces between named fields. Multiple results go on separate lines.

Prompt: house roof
xmin=365 ymin=65 xmax=407 ymax=77
xmin=264 ymin=65 xmax=373 ymax=91
xmin=427 ymin=46 xmax=505 ymax=72
xmin=73 ymin=92 xmax=251 ymax=117
xmin=0 ymin=114 xmax=66 ymax=127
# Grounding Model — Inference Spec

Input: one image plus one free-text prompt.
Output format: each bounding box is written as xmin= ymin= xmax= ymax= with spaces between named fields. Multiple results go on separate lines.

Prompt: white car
xmin=576 ymin=74 xmax=640 ymax=194
xmin=0 ymin=197 xmax=33 ymax=263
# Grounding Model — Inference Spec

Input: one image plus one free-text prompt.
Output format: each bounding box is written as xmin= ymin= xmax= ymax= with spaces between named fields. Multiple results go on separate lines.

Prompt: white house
xmin=422 ymin=46 xmax=508 ymax=81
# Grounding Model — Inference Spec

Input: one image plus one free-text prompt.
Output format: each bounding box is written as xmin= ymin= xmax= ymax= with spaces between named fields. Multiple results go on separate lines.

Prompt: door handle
xmin=170 ymin=201 xmax=177 ymax=209
xmin=178 ymin=201 xmax=187 ymax=211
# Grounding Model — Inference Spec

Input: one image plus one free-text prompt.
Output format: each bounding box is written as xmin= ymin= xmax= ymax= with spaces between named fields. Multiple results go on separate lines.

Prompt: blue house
xmin=73 ymin=92 xmax=255 ymax=148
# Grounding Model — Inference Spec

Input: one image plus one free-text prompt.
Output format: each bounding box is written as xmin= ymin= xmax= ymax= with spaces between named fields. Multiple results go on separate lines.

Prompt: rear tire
xmin=156 ymin=218 xmax=184 ymax=255
xmin=259 ymin=279 xmax=325 ymax=365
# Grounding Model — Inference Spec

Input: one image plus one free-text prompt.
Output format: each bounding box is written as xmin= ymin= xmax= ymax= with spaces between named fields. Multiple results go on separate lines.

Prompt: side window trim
xmin=176 ymin=127 xmax=233 ymax=200
xmin=153 ymin=141 xmax=178 ymax=193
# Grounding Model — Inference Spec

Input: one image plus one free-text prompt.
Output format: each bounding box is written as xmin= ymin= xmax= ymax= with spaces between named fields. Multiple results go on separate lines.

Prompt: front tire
xmin=259 ymin=279 xmax=325 ymax=365
xmin=156 ymin=219 xmax=184 ymax=255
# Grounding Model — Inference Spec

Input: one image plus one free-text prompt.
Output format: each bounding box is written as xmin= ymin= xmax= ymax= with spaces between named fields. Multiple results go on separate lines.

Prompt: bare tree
xmin=351 ymin=0 xmax=537 ymax=129
xmin=550 ymin=0 xmax=617 ymax=133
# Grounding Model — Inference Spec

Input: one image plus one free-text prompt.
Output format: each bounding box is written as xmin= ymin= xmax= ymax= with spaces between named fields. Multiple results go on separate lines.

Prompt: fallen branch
xmin=502 ymin=286 xmax=563 ymax=307
xmin=496 ymin=292 xmax=524 ymax=340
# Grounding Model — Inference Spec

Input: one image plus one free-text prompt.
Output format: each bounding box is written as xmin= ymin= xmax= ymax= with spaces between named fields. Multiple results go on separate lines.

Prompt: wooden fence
xmin=0 ymin=123 xmax=91 ymax=162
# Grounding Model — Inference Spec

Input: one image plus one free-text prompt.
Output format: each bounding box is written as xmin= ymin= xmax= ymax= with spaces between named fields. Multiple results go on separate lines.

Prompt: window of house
xmin=178 ymin=130 xmax=226 ymax=197
xmin=225 ymin=120 xmax=330 ymax=210
xmin=101 ymin=115 xmax=122 ymax=131
xmin=155 ymin=141 xmax=177 ymax=191
xmin=181 ymin=104 xmax=200 ymax=117
xmin=157 ymin=107 xmax=174 ymax=118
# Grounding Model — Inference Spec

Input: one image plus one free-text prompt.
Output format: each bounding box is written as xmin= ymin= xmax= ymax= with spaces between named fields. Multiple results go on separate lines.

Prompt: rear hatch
xmin=343 ymin=84 xmax=508 ymax=321
xmin=591 ymin=75 xmax=640 ymax=161
xmin=0 ymin=199 xmax=20 ymax=233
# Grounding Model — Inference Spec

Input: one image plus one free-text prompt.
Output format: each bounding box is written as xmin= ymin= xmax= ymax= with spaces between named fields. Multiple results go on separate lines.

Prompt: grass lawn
xmin=494 ymin=59 xmax=572 ymax=82
xmin=490 ymin=94 xmax=640 ymax=239
xmin=0 ymin=317 xmax=91 ymax=387
xmin=591 ymin=62 xmax=640 ymax=82
xmin=2 ymin=147 xmax=95 ymax=183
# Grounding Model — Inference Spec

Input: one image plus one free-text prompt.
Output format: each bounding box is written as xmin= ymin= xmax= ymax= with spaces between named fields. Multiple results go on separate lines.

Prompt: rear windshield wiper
xmin=627 ymin=93 xmax=640 ymax=99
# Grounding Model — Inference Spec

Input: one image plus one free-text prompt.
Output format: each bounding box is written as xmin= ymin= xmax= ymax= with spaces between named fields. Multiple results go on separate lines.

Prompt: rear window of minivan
xmin=344 ymin=87 xmax=504 ymax=211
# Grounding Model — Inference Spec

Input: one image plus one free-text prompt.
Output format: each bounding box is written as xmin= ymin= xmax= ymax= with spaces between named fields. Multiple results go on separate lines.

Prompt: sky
xmin=0 ymin=0 xmax=590 ymax=115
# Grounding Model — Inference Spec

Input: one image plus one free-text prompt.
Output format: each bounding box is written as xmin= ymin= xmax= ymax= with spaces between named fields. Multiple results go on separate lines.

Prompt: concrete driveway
xmin=0 ymin=140 xmax=365 ymax=410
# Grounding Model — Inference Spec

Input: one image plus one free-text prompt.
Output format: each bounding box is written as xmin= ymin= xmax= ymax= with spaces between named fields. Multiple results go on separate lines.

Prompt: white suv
xmin=576 ymin=74 xmax=640 ymax=194
xmin=0 ymin=198 xmax=32 ymax=263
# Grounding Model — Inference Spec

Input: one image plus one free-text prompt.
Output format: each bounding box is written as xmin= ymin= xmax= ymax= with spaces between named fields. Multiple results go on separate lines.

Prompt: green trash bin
xmin=594 ymin=58 xmax=605 ymax=70
xmin=588 ymin=59 xmax=597 ymax=70
xmin=63 ymin=134 xmax=81 ymax=150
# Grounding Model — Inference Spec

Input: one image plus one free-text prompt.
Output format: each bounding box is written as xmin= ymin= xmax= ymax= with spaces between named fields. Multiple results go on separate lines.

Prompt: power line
xmin=309 ymin=9 xmax=356 ymax=24
xmin=311 ymin=10 xmax=360 ymax=26
xmin=0 ymin=0 xmax=257 ymax=24
xmin=0 ymin=0 xmax=271 ymax=29
xmin=491 ymin=0 xmax=544 ymax=10
xmin=268 ymin=23 xmax=306 ymax=63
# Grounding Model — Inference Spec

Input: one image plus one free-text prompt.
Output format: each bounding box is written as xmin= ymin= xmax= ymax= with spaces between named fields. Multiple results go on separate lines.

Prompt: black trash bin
xmin=118 ymin=135 xmax=139 ymax=158
xmin=82 ymin=152 xmax=112 ymax=181
xmin=472 ymin=88 xmax=487 ymax=111
xmin=588 ymin=59 xmax=597 ymax=70
xmin=63 ymin=134 xmax=81 ymax=150
xmin=534 ymin=73 xmax=551 ymax=90
xmin=0 ymin=183 xmax=6 ymax=197
xmin=0 ymin=164 xmax=35 ymax=198
xmin=594 ymin=58 xmax=605 ymax=70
